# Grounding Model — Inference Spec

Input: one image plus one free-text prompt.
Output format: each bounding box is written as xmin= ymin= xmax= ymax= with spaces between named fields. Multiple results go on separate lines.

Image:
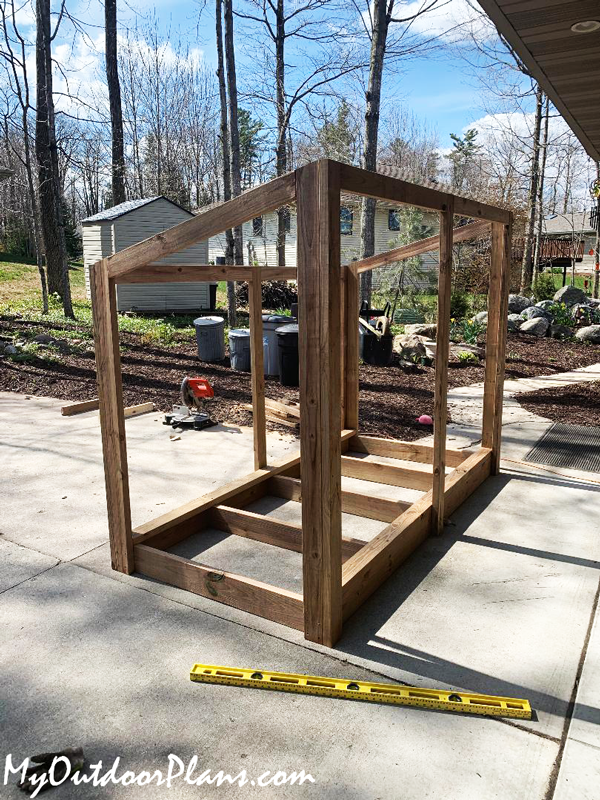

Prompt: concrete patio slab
xmin=0 ymin=539 xmax=58 ymax=594
xmin=0 ymin=562 xmax=558 ymax=800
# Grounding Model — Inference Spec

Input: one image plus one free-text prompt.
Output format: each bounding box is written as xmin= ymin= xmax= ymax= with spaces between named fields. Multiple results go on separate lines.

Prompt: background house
xmin=208 ymin=200 xmax=440 ymax=291
xmin=542 ymin=211 xmax=596 ymax=273
xmin=82 ymin=197 xmax=214 ymax=312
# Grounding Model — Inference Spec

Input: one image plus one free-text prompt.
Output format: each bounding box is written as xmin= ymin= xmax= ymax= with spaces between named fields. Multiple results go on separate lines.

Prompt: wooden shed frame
xmin=91 ymin=159 xmax=512 ymax=647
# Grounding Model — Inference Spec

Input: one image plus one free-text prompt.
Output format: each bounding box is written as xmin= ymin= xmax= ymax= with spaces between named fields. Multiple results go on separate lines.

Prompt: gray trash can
xmin=262 ymin=314 xmax=295 ymax=376
xmin=228 ymin=328 xmax=251 ymax=372
xmin=193 ymin=316 xmax=225 ymax=362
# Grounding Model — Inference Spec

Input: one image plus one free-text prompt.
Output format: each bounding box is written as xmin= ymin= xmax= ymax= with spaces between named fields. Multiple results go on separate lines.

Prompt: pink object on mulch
xmin=416 ymin=414 xmax=433 ymax=426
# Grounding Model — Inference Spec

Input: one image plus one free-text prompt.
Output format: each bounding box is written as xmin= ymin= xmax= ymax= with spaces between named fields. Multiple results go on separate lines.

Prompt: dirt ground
xmin=516 ymin=380 xmax=600 ymax=427
xmin=2 ymin=316 xmax=600 ymax=440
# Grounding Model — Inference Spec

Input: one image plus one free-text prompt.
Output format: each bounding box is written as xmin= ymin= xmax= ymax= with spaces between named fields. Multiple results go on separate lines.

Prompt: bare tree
xmin=533 ymin=95 xmax=550 ymax=277
xmin=520 ymin=83 xmax=543 ymax=293
xmin=105 ymin=0 xmax=125 ymax=206
xmin=36 ymin=0 xmax=73 ymax=317
xmin=0 ymin=0 xmax=48 ymax=311
xmin=224 ymin=0 xmax=243 ymax=267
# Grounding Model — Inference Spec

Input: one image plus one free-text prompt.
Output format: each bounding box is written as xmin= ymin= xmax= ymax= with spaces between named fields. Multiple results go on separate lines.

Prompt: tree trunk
xmin=35 ymin=0 xmax=73 ymax=317
xmin=216 ymin=0 xmax=236 ymax=325
xmin=275 ymin=0 xmax=286 ymax=267
xmin=520 ymin=83 xmax=543 ymax=295
xmin=533 ymin=94 xmax=549 ymax=279
xmin=105 ymin=0 xmax=126 ymax=206
xmin=224 ymin=0 xmax=243 ymax=267
xmin=359 ymin=0 xmax=393 ymax=307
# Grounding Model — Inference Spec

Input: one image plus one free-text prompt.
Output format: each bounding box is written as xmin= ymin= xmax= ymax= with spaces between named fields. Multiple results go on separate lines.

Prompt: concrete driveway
xmin=1 ymin=392 xmax=598 ymax=799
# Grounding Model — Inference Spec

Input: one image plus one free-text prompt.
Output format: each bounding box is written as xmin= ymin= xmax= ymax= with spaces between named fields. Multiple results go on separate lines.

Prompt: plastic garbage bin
xmin=228 ymin=328 xmax=252 ymax=371
xmin=262 ymin=314 xmax=294 ymax=376
xmin=276 ymin=323 xmax=299 ymax=387
xmin=193 ymin=316 xmax=225 ymax=362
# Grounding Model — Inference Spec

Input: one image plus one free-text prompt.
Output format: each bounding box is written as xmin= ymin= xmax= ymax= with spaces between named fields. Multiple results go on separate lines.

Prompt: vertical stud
xmin=249 ymin=267 xmax=267 ymax=470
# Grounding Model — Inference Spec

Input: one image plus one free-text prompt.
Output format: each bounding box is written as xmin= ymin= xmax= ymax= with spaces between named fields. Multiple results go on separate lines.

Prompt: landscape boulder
xmin=508 ymin=294 xmax=533 ymax=314
xmin=32 ymin=333 xmax=56 ymax=344
xmin=519 ymin=317 xmax=550 ymax=337
xmin=507 ymin=314 xmax=522 ymax=331
xmin=571 ymin=303 xmax=599 ymax=322
xmin=520 ymin=306 xmax=552 ymax=322
xmin=393 ymin=334 xmax=427 ymax=362
xmin=4 ymin=344 xmax=19 ymax=355
xmin=403 ymin=323 xmax=437 ymax=338
xmin=472 ymin=311 xmax=488 ymax=325
xmin=575 ymin=325 xmax=600 ymax=344
xmin=535 ymin=300 xmax=555 ymax=310
xmin=548 ymin=324 xmax=573 ymax=340
xmin=553 ymin=285 xmax=587 ymax=307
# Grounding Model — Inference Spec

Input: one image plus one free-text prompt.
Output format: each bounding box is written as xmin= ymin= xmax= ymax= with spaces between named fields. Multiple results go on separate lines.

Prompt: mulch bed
xmin=516 ymin=381 xmax=600 ymax=427
xmin=2 ymin=315 xmax=600 ymax=441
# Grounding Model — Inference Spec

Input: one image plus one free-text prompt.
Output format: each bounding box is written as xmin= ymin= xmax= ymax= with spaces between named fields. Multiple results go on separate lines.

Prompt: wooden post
xmin=483 ymin=221 xmax=511 ymax=474
xmin=432 ymin=200 xmax=454 ymax=536
xmin=345 ymin=263 xmax=360 ymax=431
xmin=248 ymin=268 xmax=267 ymax=470
xmin=90 ymin=259 xmax=134 ymax=573
xmin=297 ymin=159 xmax=343 ymax=646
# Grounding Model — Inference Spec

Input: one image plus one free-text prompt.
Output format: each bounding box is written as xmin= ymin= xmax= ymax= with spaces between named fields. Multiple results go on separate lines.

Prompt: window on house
xmin=388 ymin=210 xmax=400 ymax=231
xmin=252 ymin=216 xmax=263 ymax=237
xmin=282 ymin=207 xmax=291 ymax=234
xmin=340 ymin=207 xmax=353 ymax=235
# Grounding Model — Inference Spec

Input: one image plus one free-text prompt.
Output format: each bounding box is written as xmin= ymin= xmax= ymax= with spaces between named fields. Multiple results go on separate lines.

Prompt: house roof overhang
xmin=476 ymin=0 xmax=600 ymax=162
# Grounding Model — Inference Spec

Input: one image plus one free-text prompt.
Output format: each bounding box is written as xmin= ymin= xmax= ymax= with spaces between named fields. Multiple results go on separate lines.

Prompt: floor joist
xmin=341 ymin=454 xmax=433 ymax=491
xmin=349 ymin=435 xmax=472 ymax=469
xmin=267 ymin=475 xmax=411 ymax=523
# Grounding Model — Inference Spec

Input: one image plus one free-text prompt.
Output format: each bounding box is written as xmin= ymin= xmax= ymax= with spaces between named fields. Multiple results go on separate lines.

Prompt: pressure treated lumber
xmin=344 ymin=263 xmax=360 ymax=430
xmin=61 ymin=399 xmax=155 ymax=418
xmin=249 ymin=266 xmax=267 ymax=469
xmin=432 ymin=201 xmax=454 ymax=535
xmin=352 ymin=220 xmax=490 ymax=275
xmin=338 ymin=163 xmax=511 ymax=224
xmin=483 ymin=221 xmax=511 ymax=475
xmin=341 ymin=448 xmax=492 ymax=622
xmin=132 ymin=429 xmax=357 ymax=543
xmin=116 ymin=265 xmax=297 ymax=284
xmin=349 ymin=435 xmax=472 ymax=468
xmin=107 ymin=171 xmax=296 ymax=279
xmin=134 ymin=544 xmax=304 ymax=630
xmin=208 ymin=505 xmax=365 ymax=562
xmin=340 ymin=454 xmax=432 ymax=491
xmin=90 ymin=259 xmax=133 ymax=574
xmin=297 ymin=159 xmax=343 ymax=646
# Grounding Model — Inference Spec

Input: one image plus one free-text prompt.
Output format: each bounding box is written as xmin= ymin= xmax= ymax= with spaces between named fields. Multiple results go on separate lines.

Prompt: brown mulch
xmin=2 ymin=315 xmax=600 ymax=441
xmin=517 ymin=381 xmax=600 ymax=427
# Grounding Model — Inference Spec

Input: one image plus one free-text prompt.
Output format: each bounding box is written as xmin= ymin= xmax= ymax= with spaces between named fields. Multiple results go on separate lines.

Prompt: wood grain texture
xmin=345 ymin=264 xmax=360 ymax=430
xmin=338 ymin=162 xmax=510 ymax=224
xmin=349 ymin=435 xmax=472 ymax=468
xmin=432 ymin=201 xmax=454 ymax=535
xmin=490 ymin=222 xmax=511 ymax=474
xmin=90 ymin=259 xmax=133 ymax=573
xmin=353 ymin=220 xmax=490 ymax=274
xmin=249 ymin=268 xmax=267 ymax=469
xmin=209 ymin=505 xmax=365 ymax=562
xmin=297 ymin=159 xmax=343 ymax=646
xmin=116 ymin=265 xmax=297 ymax=284
xmin=134 ymin=544 xmax=304 ymax=630
xmin=341 ymin=448 xmax=492 ymax=622
xmin=108 ymin=171 xmax=296 ymax=279
xmin=266 ymin=475 xmax=410 ymax=523
xmin=341 ymin=454 xmax=432 ymax=491
xmin=482 ymin=222 xmax=504 ymax=455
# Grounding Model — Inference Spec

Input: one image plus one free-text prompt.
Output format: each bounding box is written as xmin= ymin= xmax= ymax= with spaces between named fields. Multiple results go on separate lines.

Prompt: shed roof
xmin=81 ymin=196 xmax=193 ymax=225
xmin=543 ymin=211 xmax=595 ymax=236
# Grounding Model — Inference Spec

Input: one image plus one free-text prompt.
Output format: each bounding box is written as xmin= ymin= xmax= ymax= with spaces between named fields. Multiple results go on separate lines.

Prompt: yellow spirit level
xmin=190 ymin=663 xmax=532 ymax=720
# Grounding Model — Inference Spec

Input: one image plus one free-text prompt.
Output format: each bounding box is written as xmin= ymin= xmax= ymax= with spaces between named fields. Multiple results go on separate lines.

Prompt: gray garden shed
xmin=82 ymin=196 xmax=214 ymax=312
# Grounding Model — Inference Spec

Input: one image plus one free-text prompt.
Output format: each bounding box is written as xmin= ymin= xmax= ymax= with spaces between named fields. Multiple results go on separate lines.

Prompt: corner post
xmin=345 ymin=263 xmax=360 ymax=431
xmin=90 ymin=259 xmax=133 ymax=573
xmin=249 ymin=267 xmax=267 ymax=469
xmin=432 ymin=199 xmax=454 ymax=535
xmin=483 ymin=220 xmax=511 ymax=474
xmin=297 ymin=160 xmax=343 ymax=646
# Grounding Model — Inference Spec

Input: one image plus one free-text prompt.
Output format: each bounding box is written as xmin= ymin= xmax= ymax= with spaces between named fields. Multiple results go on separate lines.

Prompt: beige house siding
xmin=208 ymin=206 xmax=440 ymax=289
xmin=83 ymin=198 xmax=211 ymax=312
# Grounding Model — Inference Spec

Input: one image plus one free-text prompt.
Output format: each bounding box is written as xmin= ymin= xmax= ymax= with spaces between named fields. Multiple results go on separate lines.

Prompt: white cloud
xmin=392 ymin=0 xmax=494 ymax=43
